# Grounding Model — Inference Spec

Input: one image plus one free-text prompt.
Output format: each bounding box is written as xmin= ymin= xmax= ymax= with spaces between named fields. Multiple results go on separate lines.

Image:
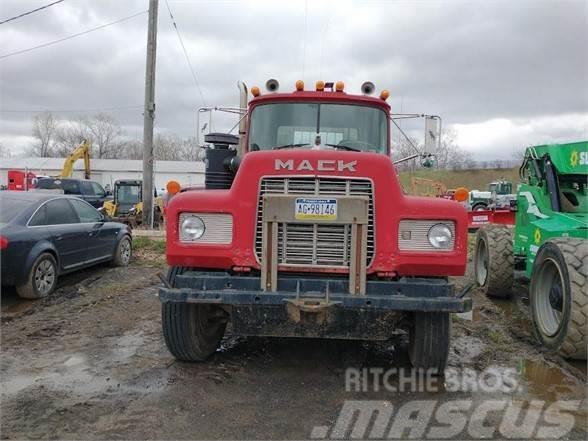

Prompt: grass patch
xmin=488 ymin=329 xmax=509 ymax=346
xmin=398 ymin=167 xmax=519 ymax=194
xmin=133 ymin=236 xmax=166 ymax=253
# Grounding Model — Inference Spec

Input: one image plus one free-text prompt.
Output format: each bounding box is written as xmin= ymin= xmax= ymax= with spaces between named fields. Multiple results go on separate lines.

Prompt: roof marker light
xmin=335 ymin=81 xmax=345 ymax=92
xmin=316 ymin=80 xmax=325 ymax=91
xmin=295 ymin=80 xmax=304 ymax=91
xmin=251 ymin=86 xmax=260 ymax=97
xmin=380 ymin=89 xmax=390 ymax=100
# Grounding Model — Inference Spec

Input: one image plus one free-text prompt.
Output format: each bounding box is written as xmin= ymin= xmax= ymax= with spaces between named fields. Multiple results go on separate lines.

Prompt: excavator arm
xmin=59 ymin=140 xmax=91 ymax=179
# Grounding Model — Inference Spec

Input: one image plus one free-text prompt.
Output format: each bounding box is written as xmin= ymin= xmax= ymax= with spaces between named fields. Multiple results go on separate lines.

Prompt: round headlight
xmin=428 ymin=224 xmax=453 ymax=249
xmin=181 ymin=215 xmax=205 ymax=240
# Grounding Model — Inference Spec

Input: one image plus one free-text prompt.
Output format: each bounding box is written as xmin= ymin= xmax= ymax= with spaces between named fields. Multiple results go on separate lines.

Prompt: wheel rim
xmin=475 ymin=238 xmax=488 ymax=286
xmin=534 ymin=258 xmax=565 ymax=337
xmin=120 ymin=239 xmax=131 ymax=264
xmin=475 ymin=205 xmax=486 ymax=211
xmin=35 ymin=259 xmax=55 ymax=295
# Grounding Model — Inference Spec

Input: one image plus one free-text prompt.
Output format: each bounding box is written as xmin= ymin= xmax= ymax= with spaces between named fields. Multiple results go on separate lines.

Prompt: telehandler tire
xmin=530 ymin=238 xmax=587 ymax=360
xmin=409 ymin=312 xmax=451 ymax=373
xmin=474 ymin=225 xmax=514 ymax=298
xmin=161 ymin=267 xmax=227 ymax=361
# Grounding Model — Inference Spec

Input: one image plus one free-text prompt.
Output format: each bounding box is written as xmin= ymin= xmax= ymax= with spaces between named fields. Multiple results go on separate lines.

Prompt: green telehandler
xmin=473 ymin=141 xmax=587 ymax=359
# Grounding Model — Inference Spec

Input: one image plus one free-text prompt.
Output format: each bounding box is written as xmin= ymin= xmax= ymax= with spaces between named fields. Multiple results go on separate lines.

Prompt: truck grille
xmin=255 ymin=177 xmax=375 ymax=268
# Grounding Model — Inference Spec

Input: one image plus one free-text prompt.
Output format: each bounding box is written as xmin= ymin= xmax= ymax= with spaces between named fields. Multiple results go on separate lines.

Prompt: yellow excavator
xmin=59 ymin=140 xmax=91 ymax=179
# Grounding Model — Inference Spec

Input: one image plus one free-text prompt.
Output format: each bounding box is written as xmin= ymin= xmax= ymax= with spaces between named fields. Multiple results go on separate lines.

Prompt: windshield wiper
xmin=324 ymin=143 xmax=361 ymax=152
xmin=272 ymin=143 xmax=310 ymax=150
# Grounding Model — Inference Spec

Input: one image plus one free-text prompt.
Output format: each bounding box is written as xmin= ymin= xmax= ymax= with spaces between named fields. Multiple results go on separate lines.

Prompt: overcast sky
xmin=0 ymin=0 xmax=587 ymax=160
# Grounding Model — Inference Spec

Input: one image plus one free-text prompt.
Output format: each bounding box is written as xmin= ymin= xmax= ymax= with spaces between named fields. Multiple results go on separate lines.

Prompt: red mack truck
xmin=160 ymin=79 xmax=471 ymax=372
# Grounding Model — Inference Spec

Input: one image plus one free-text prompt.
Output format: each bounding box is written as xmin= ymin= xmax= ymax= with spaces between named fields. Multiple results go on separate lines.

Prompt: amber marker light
xmin=380 ymin=90 xmax=390 ymax=100
xmin=295 ymin=80 xmax=304 ymax=91
xmin=251 ymin=86 xmax=260 ymax=97
xmin=316 ymin=80 xmax=325 ymax=91
xmin=335 ymin=81 xmax=345 ymax=92
xmin=167 ymin=180 xmax=181 ymax=195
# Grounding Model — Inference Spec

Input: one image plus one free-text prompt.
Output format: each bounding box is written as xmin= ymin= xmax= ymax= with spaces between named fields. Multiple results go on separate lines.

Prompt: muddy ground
xmin=1 ymin=239 xmax=586 ymax=440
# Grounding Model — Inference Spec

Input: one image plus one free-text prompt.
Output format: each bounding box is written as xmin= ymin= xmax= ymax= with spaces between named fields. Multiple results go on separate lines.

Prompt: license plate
xmin=294 ymin=198 xmax=337 ymax=221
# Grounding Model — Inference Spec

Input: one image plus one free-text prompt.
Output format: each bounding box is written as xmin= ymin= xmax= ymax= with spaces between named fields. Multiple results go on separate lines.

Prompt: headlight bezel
xmin=427 ymin=223 xmax=453 ymax=249
xmin=180 ymin=214 xmax=206 ymax=241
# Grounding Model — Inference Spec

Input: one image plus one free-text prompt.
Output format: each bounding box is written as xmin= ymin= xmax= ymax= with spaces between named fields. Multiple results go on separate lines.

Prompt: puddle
xmin=518 ymin=359 xmax=583 ymax=402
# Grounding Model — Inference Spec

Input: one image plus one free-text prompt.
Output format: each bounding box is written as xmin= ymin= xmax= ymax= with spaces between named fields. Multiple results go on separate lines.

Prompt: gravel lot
xmin=1 ymin=241 xmax=586 ymax=439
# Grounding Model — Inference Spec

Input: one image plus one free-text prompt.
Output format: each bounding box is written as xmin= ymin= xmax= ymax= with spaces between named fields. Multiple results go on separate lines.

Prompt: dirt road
xmin=1 ymin=244 xmax=586 ymax=439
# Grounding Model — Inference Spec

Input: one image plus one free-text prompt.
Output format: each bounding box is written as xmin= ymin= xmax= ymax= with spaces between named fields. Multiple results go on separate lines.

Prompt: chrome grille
xmin=255 ymin=177 xmax=375 ymax=267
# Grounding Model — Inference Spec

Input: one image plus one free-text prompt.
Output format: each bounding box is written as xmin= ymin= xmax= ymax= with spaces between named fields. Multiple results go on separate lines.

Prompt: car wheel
xmin=112 ymin=235 xmax=132 ymax=266
xmin=16 ymin=253 xmax=58 ymax=299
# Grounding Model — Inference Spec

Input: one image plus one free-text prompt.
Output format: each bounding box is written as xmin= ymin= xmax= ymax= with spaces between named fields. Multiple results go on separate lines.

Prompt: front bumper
xmin=159 ymin=271 xmax=471 ymax=313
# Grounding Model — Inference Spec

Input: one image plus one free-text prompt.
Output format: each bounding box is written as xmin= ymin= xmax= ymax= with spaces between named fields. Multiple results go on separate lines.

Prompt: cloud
xmin=0 ymin=0 xmax=586 ymax=157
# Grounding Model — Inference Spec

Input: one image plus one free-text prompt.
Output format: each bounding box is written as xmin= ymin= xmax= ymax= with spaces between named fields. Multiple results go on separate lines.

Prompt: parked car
xmin=35 ymin=177 xmax=111 ymax=208
xmin=0 ymin=192 xmax=132 ymax=299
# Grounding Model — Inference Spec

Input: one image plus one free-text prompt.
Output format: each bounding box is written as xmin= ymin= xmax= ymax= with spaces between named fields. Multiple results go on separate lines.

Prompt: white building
xmin=0 ymin=157 xmax=205 ymax=191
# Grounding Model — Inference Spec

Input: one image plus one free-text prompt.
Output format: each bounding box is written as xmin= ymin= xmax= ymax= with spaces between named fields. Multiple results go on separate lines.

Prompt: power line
xmin=163 ymin=0 xmax=206 ymax=106
xmin=0 ymin=0 xmax=64 ymax=26
xmin=0 ymin=105 xmax=143 ymax=113
xmin=0 ymin=10 xmax=147 ymax=60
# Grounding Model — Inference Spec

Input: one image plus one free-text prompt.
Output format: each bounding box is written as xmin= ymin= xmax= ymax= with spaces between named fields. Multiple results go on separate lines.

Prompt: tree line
xmin=28 ymin=112 xmax=200 ymax=161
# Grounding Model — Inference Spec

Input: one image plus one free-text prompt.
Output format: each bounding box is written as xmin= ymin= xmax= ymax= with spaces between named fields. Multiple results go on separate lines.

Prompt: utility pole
xmin=142 ymin=0 xmax=158 ymax=227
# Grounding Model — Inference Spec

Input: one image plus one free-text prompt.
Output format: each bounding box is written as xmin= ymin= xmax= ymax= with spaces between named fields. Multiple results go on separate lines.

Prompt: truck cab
xmin=160 ymin=80 xmax=470 ymax=372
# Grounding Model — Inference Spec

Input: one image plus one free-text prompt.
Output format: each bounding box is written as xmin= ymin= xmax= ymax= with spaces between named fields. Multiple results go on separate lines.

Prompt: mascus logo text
xmin=275 ymin=159 xmax=357 ymax=172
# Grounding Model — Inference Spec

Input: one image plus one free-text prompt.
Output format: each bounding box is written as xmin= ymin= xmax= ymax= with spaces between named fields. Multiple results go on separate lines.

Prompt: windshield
xmin=117 ymin=185 xmax=141 ymax=204
xmin=248 ymin=103 xmax=388 ymax=153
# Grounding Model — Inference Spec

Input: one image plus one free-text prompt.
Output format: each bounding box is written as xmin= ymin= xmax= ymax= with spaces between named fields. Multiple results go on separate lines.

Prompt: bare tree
xmin=30 ymin=112 xmax=58 ymax=157
xmin=121 ymin=139 xmax=143 ymax=160
xmin=84 ymin=113 xmax=124 ymax=159
xmin=53 ymin=116 xmax=89 ymax=156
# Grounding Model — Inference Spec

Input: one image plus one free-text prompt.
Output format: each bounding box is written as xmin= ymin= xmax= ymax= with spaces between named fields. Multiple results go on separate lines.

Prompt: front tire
xmin=474 ymin=225 xmax=514 ymax=298
xmin=530 ymin=238 xmax=587 ymax=360
xmin=16 ymin=253 xmax=58 ymax=299
xmin=409 ymin=312 xmax=451 ymax=373
xmin=161 ymin=267 xmax=228 ymax=361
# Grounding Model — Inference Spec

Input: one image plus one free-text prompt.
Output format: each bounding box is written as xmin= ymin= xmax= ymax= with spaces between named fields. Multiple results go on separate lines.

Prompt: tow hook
xmin=457 ymin=282 xmax=475 ymax=299
xmin=284 ymin=282 xmax=341 ymax=324
xmin=158 ymin=272 xmax=172 ymax=289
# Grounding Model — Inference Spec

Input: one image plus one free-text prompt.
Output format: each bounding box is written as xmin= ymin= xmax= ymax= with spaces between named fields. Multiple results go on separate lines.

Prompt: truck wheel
xmin=409 ymin=312 xmax=450 ymax=373
xmin=16 ymin=253 xmax=58 ymax=299
xmin=161 ymin=267 xmax=227 ymax=361
xmin=472 ymin=202 xmax=488 ymax=211
xmin=474 ymin=225 xmax=514 ymax=298
xmin=530 ymin=238 xmax=587 ymax=359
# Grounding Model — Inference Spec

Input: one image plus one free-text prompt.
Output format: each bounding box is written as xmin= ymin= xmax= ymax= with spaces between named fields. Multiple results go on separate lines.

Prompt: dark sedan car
xmin=0 ymin=192 xmax=132 ymax=299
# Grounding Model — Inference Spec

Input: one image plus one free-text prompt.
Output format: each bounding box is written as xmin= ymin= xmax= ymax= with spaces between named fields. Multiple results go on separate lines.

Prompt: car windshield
xmin=248 ymin=103 xmax=388 ymax=153
xmin=0 ymin=194 xmax=34 ymax=223
xmin=117 ymin=185 xmax=141 ymax=204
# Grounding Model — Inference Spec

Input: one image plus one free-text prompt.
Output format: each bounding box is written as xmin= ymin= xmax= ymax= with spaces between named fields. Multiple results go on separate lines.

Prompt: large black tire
xmin=474 ymin=225 xmax=514 ymax=298
xmin=16 ymin=252 xmax=58 ymax=299
xmin=472 ymin=202 xmax=488 ymax=211
xmin=530 ymin=238 xmax=587 ymax=360
xmin=161 ymin=267 xmax=228 ymax=361
xmin=409 ymin=312 xmax=451 ymax=373
xmin=111 ymin=235 xmax=132 ymax=266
